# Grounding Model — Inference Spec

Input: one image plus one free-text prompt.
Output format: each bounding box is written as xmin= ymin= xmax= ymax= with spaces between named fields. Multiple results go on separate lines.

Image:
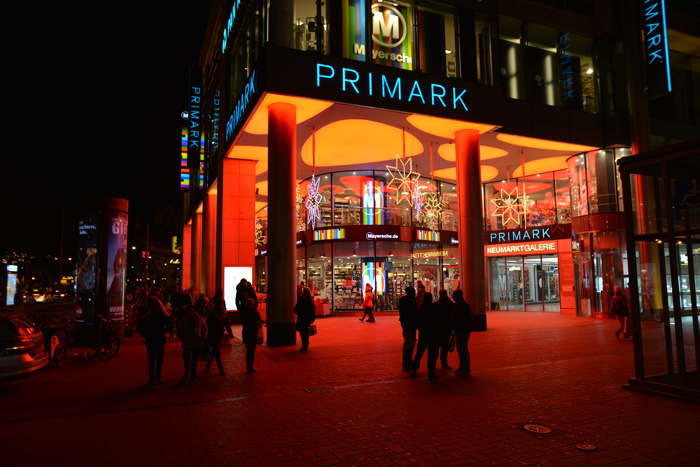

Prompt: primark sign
xmin=315 ymin=62 xmax=470 ymax=112
xmin=641 ymin=0 xmax=672 ymax=97
xmin=485 ymin=225 xmax=571 ymax=244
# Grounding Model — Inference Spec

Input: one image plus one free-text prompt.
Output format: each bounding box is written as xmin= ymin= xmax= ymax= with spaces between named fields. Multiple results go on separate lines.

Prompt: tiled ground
xmin=1 ymin=312 xmax=698 ymax=466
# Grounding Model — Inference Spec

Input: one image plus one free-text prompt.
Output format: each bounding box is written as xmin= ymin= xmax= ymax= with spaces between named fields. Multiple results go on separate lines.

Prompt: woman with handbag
xmin=240 ymin=296 xmax=262 ymax=374
xmin=295 ymin=287 xmax=316 ymax=351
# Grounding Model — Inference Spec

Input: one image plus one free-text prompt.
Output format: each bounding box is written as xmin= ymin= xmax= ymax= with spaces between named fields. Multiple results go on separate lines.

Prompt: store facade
xmin=179 ymin=0 xmax=699 ymax=345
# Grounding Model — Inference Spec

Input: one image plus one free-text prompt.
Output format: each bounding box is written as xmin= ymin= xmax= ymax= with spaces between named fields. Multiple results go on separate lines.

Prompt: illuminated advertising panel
xmin=180 ymin=126 xmax=189 ymax=189
xmin=362 ymin=261 xmax=387 ymax=295
xmin=362 ymin=180 xmax=384 ymax=225
xmin=342 ymin=1 xmax=413 ymax=70
xmin=5 ymin=265 xmax=17 ymax=306
xmin=77 ymin=218 xmax=98 ymax=322
xmin=106 ymin=213 xmax=128 ymax=321
xmin=224 ymin=266 xmax=253 ymax=311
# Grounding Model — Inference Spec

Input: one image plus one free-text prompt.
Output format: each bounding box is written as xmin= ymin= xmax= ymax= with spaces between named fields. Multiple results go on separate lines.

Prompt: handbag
xmin=308 ymin=324 xmax=317 ymax=336
xmin=256 ymin=325 xmax=264 ymax=345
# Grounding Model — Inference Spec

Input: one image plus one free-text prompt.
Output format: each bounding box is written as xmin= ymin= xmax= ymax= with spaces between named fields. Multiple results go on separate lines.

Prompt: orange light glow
xmin=196 ymin=202 xmax=204 ymax=214
xmin=255 ymin=202 xmax=267 ymax=213
xmin=255 ymin=181 xmax=267 ymax=196
xmin=432 ymin=165 xmax=499 ymax=182
xmin=208 ymin=181 xmax=218 ymax=195
xmin=406 ymin=114 xmax=497 ymax=138
xmin=226 ymin=145 xmax=268 ymax=174
xmin=438 ymin=143 xmax=508 ymax=161
xmin=512 ymin=156 xmax=570 ymax=177
xmin=244 ymin=93 xmax=333 ymax=135
xmin=495 ymin=134 xmax=597 ymax=152
xmin=300 ymin=119 xmax=423 ymax=167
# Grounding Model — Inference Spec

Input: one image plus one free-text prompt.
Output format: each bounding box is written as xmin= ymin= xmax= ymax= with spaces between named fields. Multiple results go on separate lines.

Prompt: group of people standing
xmin=137 ymin=281 xmax=262 ymax=386
xmin=399 ymin=282 xmax=473 ymax=381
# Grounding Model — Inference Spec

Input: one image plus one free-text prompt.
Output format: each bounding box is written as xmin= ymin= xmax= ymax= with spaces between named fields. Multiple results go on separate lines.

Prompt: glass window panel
xmin=416 ymin=6 xmax=458 ymax=77
xmin=475 ymin=15 xmax=495 ymax=85
xmin=440 ymin=181 xmax=458 ymax=231
xmin=294 ymin=0 xmax=329 ymax=53
xmin=521 ymin=174 xmax=556 ymax=227
xmin=333 ymin=171 xmax=372 ymax=226
xmin=371 ymin=1 xmax=414 ymax=70
xmin=554 ymin=169 xmax=571 ymax=223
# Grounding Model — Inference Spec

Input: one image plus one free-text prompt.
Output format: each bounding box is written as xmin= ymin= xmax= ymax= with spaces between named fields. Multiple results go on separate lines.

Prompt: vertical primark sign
xmin=188 ymin=83 xmax=203 ymax=189
xmin=641 ymin=0 xmax=672 ymax=98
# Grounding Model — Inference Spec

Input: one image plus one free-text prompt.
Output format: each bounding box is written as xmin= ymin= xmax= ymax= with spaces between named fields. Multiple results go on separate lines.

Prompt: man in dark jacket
xmin=452 ymin=290 xmax=472 ymax=376
xmin=398 ymin=286 xmax=418 ymax=371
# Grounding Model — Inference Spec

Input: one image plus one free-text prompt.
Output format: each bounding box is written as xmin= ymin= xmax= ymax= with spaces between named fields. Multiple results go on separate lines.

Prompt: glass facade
xmin=483 ymin=169 xmax=571 ymax=231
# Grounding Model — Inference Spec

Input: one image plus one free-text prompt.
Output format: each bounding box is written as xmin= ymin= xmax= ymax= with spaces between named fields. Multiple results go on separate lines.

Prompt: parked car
xmin=0 ymin=315 xmax=49 ymax=379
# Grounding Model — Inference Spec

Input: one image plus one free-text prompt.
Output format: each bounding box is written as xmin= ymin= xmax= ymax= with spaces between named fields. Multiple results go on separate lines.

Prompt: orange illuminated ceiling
xmin=228 ymin=92 xmax=600 ymax=208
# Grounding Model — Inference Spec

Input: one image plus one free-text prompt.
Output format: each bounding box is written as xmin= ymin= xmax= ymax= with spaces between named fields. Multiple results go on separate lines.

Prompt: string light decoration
xmin=490 ymin=187 xmax=528 ymax=227
xmin=255 ymin=219 xmax=266 ymax=246
xmin=305 ymin=174 xmax=324 ymax=229
xmin=419 ymin=192 xmax=446 ymax=230
xmin=386 ymin=155 xmax=421 ymax=206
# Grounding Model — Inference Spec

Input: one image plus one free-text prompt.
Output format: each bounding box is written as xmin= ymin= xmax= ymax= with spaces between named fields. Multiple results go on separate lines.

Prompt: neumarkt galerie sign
xmin=641 ymin=0 xmax=672 ymax=97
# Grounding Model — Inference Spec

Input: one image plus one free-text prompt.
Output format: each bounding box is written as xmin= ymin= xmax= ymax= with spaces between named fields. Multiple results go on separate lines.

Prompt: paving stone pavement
xmin=1 ymin=312 xmax=698 ymax=466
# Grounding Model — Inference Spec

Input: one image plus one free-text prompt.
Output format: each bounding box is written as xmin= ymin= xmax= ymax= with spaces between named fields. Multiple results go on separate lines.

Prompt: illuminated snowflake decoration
xmin=419 ymin=192 xmax=446 ymax=230
xmin=386 ymin=156 xmax=421 ymax=206
xmin=255 ymin=219 xmax=266 ymax=246
xmin=305 ymin=174 xmax=324 ymax=229
xmin=490 ymin=187 xmax=528 ymax=227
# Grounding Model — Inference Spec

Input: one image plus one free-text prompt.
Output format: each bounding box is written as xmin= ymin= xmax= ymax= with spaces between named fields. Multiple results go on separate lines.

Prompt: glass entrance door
xmin=488 ymin=254 xmax=561 ymax=311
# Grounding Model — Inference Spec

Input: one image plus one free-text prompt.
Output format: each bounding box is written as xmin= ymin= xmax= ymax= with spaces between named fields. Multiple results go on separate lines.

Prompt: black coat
xmin=452 ymin=300 xmax=472 ymax=336
xmin=295 ymin=297 xmax=316 ymax=329
xmin=398 ymin=295 xmax=418 ymax=330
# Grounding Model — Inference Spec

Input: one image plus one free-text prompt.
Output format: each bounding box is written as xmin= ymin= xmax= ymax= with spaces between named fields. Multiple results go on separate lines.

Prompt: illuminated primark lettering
xmin=221 ymin=0 xmax=242 ymax=54
xmin=315 ymin=63 xmax=469 ymax=111
xmin=641 ymin=0 xmax=672 ymax=92
xmin=225 ymin=71 xmax=257 ymax=142
xmin=488 ymin=227 xmax=552 ymax=244
xmin=188 ymin=86 xmax=202 ymax=149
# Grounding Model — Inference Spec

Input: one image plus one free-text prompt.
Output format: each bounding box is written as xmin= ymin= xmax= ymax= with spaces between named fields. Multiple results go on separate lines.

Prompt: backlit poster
xmin=343 ymin=1 xmax=413 ymax=70
xmin=106 ymin=213 xmax=128 ymax=321
xmin=362 ymin=180 xmax=384 ymax=225
xmin=5 ymin=265 xmax=17 ymax=306
xmin=371 ymin=2 xmax=413 ymax=70
xmin=77 ymin=218 xmax=98 ymax=322
xmin=224 ymin=266 xmax=253 ymax=311
xmin=362 ymin=261 xmax=388 ymax=295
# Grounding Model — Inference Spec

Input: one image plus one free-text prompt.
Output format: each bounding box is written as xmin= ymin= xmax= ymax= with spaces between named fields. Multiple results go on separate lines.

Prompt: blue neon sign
xmin=641 ymin=0 xmax=672 ymax=96
xmin=221 ymin=0 xmax=242 ymax=54
xmin=315 ymin=62 xmax=469 ymax=112
xmin=225 ymin=71 xmax=257 ymax=143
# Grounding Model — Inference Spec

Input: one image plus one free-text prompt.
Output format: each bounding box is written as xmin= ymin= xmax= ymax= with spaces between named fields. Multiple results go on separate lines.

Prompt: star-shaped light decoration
xmin=386 ymin=156 xmax=421 ymax=206
xmin=420 ymin=192 xmax=446 ymax=230
xmin=490 ymin=187 xmax=528 ymax=227
xmin=255 ymin=219 xmax=266 ymax=246
xmin=305 ymin=174 xmax=324 ymax=229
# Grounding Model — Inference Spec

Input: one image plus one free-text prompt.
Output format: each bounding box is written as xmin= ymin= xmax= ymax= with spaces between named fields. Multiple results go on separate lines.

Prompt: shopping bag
xmin=308 ymin=324 xmax=317 ymax=336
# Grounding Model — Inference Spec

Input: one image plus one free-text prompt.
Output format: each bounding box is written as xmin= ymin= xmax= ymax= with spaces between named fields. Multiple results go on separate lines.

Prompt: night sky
xmin=3 ymin=2 xmax=211 ymax=256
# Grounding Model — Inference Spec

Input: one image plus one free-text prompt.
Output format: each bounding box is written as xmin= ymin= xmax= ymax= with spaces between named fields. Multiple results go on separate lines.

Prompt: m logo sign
xmin=371 ymin=4 xmax=406 ymax=48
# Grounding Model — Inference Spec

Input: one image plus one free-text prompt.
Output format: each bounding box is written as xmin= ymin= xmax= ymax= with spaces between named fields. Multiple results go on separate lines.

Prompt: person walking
xmin=611 ymin=286 xmax=630 ymax=339
xmin=205 ymin=289 xmax=226 ymax=376
xmin=398 ymin=286 xmax=418 ymax=371
xmin=452 ymin=289 xmax=473 ymax=377
xmin=138 ymin=295 xmax=170 ymax=386
xmin=210 ymin=289 xmax=233 ymax=340
xmin=294 ymin=287 xmax=316 ymax=351
xmin=435 ymin=289 xmax=454 ymax=370
xmin=359 ymin=283 xmax=376 ymax=322
xmin=240 ymin=297 xmax=262 ymax=373
xmin=235 ymin=279 xmax=249 ymax=310
xmin=175 ymin=303 xmax=208 ymax=384
xmin=411 ymin=292 xmax=440 ymax=380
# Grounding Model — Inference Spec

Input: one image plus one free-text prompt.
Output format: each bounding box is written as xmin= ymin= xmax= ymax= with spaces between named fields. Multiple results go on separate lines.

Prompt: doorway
xmin=489 ymin=254 xmax=560 ymax=311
